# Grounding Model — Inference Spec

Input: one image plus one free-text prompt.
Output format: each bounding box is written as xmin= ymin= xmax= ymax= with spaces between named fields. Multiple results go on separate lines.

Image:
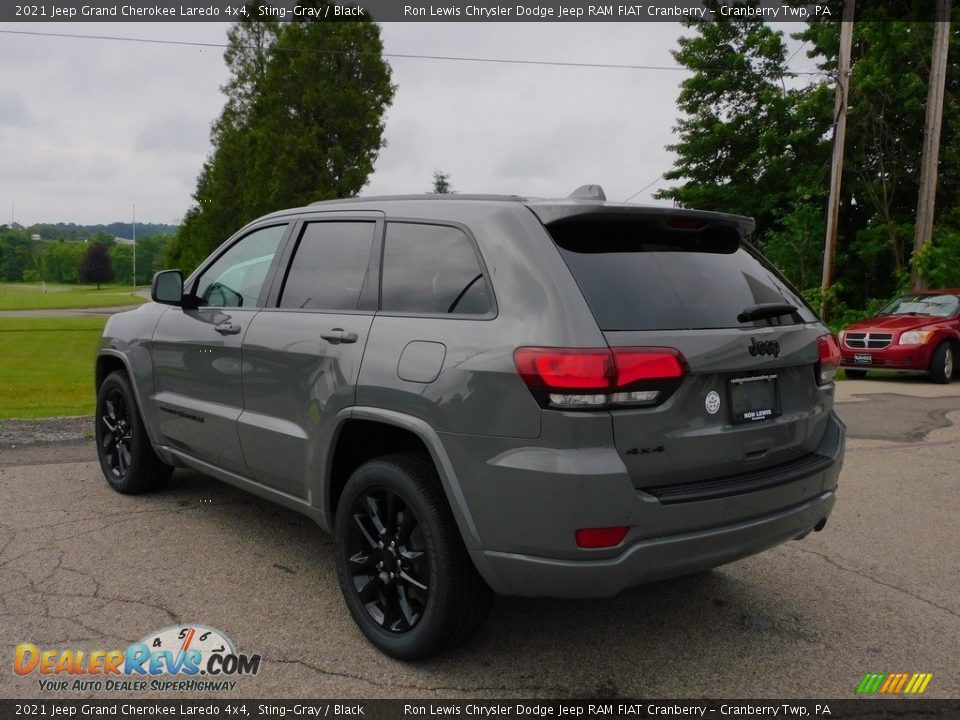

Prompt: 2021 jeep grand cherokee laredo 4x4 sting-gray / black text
xmin=95 ymin=188 xmax=845 ymax=659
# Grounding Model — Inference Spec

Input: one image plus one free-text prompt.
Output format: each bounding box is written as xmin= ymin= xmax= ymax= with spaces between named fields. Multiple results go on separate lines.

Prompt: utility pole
xmin=132 ymin=204 xmax=137 ymax=295
xmin=820 ymin=0 xmax=856 ymax=318
xmin=911 ymin=0 xmax=952 ymax=292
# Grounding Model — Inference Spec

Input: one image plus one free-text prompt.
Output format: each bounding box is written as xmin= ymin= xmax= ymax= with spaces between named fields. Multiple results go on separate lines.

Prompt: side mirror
xmin=151 ymin=270 xmax=184 ymax=306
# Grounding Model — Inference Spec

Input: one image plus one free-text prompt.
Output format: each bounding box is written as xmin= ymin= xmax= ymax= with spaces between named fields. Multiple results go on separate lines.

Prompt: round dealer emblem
xmin=139 ymin=625 xmax=235 ymax=667
xmin=705 ymin=390 xmax=721 ymax=415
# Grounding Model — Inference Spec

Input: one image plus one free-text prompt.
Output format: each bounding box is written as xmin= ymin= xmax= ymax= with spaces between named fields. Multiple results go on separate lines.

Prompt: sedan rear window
xmin=547 ymin=216 xmax=816 ymax=331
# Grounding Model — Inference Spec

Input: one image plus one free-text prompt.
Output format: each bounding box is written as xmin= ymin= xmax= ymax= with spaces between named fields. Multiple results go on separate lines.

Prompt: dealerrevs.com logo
xmin=14 ymin=625 xmax=262 ymax=693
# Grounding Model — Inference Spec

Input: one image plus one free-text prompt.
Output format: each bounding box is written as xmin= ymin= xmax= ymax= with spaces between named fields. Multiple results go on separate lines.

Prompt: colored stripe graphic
xmin=904 ymin=673 xmax=934 ymax=694
xmin=856 ymin=673 xmax=885 ymax=693
xmin=857 ymin=672 xmax=933 ymax=694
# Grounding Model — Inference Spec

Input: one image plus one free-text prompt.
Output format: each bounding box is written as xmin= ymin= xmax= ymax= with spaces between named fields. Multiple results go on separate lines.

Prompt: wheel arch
xmin=324 ymin=407 xmax=483 ymax=552
xmin=95 ymin=350 xmax=162 ymax=446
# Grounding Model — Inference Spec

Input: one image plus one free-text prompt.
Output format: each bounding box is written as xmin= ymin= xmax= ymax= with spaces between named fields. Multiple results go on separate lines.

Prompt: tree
xmin=170 ymin=7 xmax=395 ymax=273
xmin=784 ymin=7 xmax=960 ymax=310
xmin=660 ymin=5 xmax=960 ymax=320
xmin=79 ymin=243 xmax=114 ymax=289
xmin=0 ymin=228 xmax=33 ymax=281
xmin=657 ymin=4 xmax=832 ymax=245
xmin=432 ymin=171 xmax=453 ymax=194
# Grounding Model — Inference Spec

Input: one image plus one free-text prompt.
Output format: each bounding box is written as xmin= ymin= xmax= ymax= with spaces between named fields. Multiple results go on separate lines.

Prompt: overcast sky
xmin=0 ymin=21 xmax=812 ymax=226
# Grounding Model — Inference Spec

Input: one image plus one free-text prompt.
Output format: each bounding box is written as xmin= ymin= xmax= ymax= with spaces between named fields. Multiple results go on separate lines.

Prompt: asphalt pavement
xmin=1 ymin=377 xmax=958 ymax=699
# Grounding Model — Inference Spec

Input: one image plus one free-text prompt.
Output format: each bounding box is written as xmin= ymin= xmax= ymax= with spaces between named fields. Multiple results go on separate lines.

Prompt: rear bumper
xmin=840 ymin=343 xmax=933 ymax=371
xmin=450 ymin=412 xmax=844 ymax=598
xmin=474 ymin=490 xmax=835 ymax=598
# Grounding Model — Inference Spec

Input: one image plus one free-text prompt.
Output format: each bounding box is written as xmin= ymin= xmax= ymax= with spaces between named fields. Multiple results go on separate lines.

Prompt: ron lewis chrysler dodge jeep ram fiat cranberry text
xmin=94 ymin=188 xmax=845 ymax=659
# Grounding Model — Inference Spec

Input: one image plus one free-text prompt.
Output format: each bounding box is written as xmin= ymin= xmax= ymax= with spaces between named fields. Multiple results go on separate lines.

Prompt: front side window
xmin=279 ymin=222 xmax=376 ymax=311
xmin=194 ymin=225 xmax=287 ymax=308
xmin=381 ymin=223 xmax=492 ymax=316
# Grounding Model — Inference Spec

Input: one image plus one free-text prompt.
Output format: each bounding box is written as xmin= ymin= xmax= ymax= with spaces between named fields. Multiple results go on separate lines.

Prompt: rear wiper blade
xmin=737 ymin=303 xmax=799 ymax=323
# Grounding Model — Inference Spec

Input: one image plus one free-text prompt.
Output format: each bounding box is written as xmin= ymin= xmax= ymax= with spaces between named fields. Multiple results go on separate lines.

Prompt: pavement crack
xmin=261 ymin=656 xmax=562 ymax=694
xmin=787 ymin=543 xmax=960 ymax=620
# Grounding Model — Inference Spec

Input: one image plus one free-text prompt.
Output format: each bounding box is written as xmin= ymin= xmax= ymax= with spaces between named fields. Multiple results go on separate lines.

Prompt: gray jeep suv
xmin=94 ymin=189 xmax=844 ymax=659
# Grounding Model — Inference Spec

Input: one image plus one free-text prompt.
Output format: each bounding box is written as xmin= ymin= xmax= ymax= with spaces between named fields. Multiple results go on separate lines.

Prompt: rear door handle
xmin=215 ymin=322 xmax=241 ymax=336
xmin=321 ymin=328 xmax=359 ymax=344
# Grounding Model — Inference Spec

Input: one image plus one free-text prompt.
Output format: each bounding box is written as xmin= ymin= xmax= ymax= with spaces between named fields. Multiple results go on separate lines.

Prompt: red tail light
xmin=514 ymin=348 xmax=612 ymax=390
xmin=514 ymin=347 xmax=686 ymax=409
xmin=576 ymin=526 xmax=629 ymax=549
xmin=613 ymin=348 xmax=685 ymax=385
xmin=817 ymin=334 xmax=841 ymax=385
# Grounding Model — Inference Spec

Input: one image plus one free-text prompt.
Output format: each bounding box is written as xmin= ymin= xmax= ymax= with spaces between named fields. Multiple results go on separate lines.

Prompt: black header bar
xmin=3 ymin=699 xmax=960 ymax=719
xmin=0 ymin=1 xmax=876 ymax=23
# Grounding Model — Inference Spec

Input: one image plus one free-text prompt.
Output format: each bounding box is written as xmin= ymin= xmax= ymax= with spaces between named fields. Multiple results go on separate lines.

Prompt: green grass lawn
xmin=0 ymin=283 xmax=146 ymax=311
xmin=0 ymin=317 xmax=105 ymax=418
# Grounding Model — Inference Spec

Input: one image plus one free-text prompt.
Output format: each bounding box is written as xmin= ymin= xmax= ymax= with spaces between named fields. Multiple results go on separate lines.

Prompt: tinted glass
xmin=548 ymin=217 xmax=816 ymax=331
xmin=381 ymin=223 xmax=491 ymax=315
xmin=195 ymin=225 xmax=286 ymax=307
xmin=879 ymin=294 xmax=959 ymax=318
xmin=279 ymin=222 xmax=376 ymax=311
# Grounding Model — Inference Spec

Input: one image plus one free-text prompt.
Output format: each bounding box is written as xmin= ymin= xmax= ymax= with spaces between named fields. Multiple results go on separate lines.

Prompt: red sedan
xmin=839 ymin=290 xmax=960 ymax=384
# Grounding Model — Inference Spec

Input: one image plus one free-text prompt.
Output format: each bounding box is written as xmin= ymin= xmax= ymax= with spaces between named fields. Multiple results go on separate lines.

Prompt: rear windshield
xmin=547 ymin=216 xmax=817 ymax=331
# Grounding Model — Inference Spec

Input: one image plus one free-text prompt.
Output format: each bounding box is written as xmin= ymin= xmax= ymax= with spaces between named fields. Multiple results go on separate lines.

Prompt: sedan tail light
xmin=816 ymin=334 xmax=841 ymax=385
xmin=514 ymin=347 xmax=687 ymax=409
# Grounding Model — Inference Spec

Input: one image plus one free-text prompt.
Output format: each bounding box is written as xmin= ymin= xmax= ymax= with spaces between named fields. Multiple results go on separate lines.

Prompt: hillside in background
xmin=23 ymin=222 xmax=179 ymax=241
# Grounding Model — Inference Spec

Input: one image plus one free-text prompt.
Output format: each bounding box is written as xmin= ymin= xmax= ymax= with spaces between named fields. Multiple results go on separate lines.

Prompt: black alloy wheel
xmin=334 ymin=454 xmax=493 ymax=660
xmin=345 ymin=487 xmax=430 ymax=633
xmin=95 ymin=370 xmax=172 ymax=494
xmin=100 ymin=388 xmax=134 ymax=478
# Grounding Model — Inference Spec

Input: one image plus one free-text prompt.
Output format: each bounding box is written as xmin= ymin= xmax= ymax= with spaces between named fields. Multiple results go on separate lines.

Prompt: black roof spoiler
xmin=526 ymin=201 xmax=756 ymax=235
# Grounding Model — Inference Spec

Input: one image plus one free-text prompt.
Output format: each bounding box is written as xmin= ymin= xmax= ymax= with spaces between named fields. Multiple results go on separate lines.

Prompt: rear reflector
xmin=817 ymin=334 xmax=841 ymax=385
xmin=576 ymin=526 xmax=629 ymax=549
xmin=514 ymin=347 xmax=686 ymax=409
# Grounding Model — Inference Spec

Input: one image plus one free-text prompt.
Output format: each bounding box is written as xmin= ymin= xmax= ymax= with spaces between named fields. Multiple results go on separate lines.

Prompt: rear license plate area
xmin=854 ymin=353 xmax=872 ymax=364
xmin=728 ymin=374 xmax=780 ymax=424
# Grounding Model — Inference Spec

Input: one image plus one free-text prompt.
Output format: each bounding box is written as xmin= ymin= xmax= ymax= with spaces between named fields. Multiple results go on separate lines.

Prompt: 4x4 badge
xmin=749 ymin=338 xmax=781 ymax=357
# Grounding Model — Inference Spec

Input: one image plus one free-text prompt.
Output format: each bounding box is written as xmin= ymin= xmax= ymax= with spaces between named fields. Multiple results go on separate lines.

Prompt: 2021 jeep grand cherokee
xmin=95 ymin=190 xmax=844 ymax=659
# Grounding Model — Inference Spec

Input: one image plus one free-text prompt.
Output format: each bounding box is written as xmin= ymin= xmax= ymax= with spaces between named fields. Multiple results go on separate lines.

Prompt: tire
xmin=95 ymin=370 xmax=172 ymax=494
xmin=844 ymin=369 xmax=868 ymax=380
xmin=334 ymin=453 xmax=493 ymax=660
xmin=928 ymin=342 xmax=954 ymax=384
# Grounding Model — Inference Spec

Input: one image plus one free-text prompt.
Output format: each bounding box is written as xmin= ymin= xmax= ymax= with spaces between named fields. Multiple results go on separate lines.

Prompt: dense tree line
xmin=167 ymin=4 xmax=395 ymax=273
xmin=25 ymin=222 xmax=177 ymax=243
xmin=0 ymin=225 xmax=172 ymax=285
xmin=660 ymin=3 xmax=960 ymax=323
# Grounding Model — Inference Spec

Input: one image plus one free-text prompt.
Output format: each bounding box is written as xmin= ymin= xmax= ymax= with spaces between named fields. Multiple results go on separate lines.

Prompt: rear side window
xmin=381 ymin=223 xmax=492 ymax=316
xmin=279 ymin=222 xmax=376 ymax=311
xmin=547 ymin=216 xmax=816 ymax=331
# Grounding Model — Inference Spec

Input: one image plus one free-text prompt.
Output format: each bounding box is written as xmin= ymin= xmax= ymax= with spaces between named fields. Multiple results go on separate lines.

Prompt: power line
xmin=0 ymin=29 xmax=827 ymax=76
xmin=786 ymin=39 xmax=809 ymax=65
xmin=624 ymin=174 xmax=665 ymax=202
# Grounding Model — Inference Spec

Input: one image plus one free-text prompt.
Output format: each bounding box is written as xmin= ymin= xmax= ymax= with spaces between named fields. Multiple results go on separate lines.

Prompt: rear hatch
xmin=535 ymin=206 xmax=833 ymax=493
